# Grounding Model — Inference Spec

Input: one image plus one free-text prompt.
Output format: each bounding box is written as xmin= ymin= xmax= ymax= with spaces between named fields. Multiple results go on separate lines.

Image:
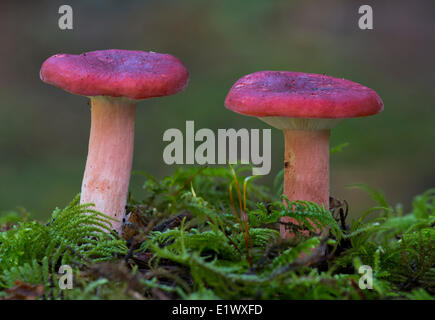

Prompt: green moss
xmin=0 ymin=166 xmax=433 ymax=300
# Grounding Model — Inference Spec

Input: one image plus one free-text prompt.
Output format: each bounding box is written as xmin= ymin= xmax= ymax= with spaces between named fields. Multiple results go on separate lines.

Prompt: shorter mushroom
xmin=40 ymin=49 xmax=189 ymax=233
xmin=225 ymin=71 xmax=383 ymax=239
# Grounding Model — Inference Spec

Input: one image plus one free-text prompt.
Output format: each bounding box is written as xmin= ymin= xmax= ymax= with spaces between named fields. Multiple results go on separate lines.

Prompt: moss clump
xmin=0 ymin=166 xmax=433 ymax=300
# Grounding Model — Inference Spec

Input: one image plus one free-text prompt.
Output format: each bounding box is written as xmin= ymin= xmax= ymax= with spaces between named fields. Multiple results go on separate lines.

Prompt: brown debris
xmin=3 ymin=280 xmax=44 ymax=300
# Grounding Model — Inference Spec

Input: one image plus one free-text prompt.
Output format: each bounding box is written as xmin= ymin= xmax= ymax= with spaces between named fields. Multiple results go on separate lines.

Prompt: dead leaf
xmin=4 ymin=280 xmax=44 ymax=300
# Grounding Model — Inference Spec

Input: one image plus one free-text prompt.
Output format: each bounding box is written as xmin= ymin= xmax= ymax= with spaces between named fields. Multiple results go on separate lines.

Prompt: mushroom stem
xmin=280 ymin=129 xmax=330 ymax=239
xmin=80 ymin=97 xmax=136 ymax=233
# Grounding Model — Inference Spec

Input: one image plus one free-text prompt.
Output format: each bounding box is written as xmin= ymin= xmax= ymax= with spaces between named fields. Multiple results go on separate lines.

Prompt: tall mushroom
xmin=225 ymin=71 xmax=383 ymax=239
xmin=40 ymin=49 xmax=189 ymax=233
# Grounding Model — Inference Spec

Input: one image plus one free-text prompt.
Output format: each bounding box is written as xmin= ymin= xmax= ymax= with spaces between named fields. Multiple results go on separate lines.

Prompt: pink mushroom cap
xmin=40 ymin=49 xmax=189 ymax=100
xmin=225 ymin=71 xmax=383 ymax=119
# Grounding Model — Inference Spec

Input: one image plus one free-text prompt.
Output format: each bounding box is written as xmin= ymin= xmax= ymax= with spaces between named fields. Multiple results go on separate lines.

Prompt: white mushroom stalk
xmin=80 ymin=97 xmax=136 ymax=232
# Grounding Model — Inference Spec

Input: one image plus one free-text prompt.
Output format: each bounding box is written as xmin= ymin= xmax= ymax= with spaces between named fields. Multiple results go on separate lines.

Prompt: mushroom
xmin=225 ymin=71 xmax=383 ymax=239
xmin=40 ymin=49 xmax=189 ymax=233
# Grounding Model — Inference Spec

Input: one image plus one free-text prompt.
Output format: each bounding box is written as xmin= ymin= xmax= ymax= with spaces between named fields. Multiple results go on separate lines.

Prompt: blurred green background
xmin=0 ymin=0 xmax=434 ymax=220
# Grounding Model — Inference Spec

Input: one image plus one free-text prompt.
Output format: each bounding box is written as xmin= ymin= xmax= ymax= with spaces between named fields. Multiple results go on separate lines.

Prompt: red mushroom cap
xmin=40 ymin=49 xmax=189 ymax=100
xmin=225 ymin=71 xmax=383 ymax=119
